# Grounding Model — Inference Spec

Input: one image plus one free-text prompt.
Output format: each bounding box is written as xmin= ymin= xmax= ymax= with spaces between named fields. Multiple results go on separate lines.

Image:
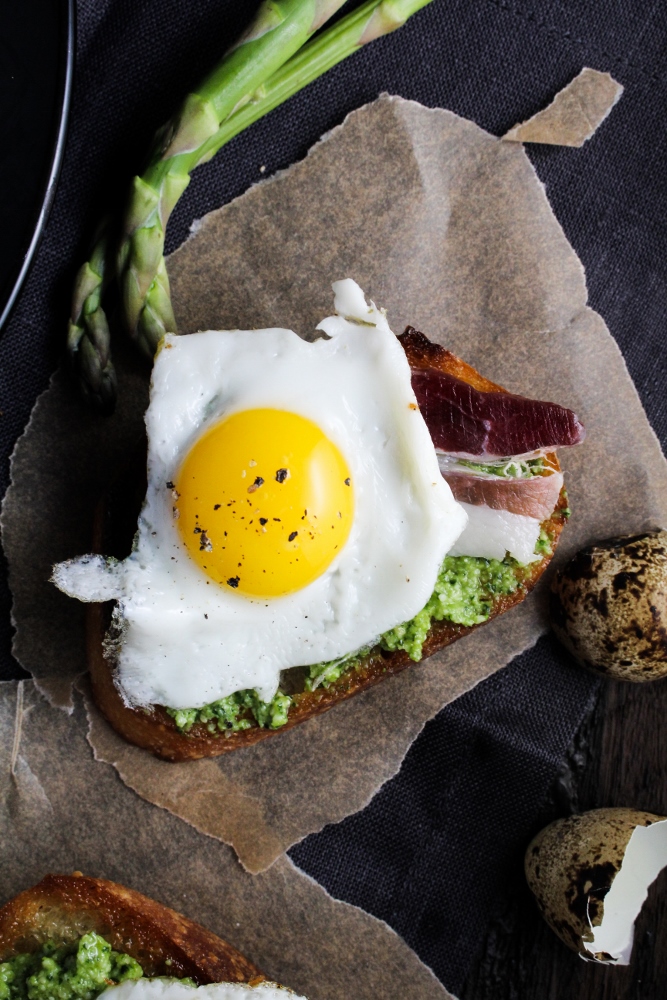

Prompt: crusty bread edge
xmin=0 ymin=873 xmax=263 ymax=984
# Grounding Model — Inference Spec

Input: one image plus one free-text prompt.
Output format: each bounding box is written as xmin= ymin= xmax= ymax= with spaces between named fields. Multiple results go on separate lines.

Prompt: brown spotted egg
xmin=549 ymin=530 xmax=667 ymax=681
xmin=525 ymin=807 xmax=664 ymax=961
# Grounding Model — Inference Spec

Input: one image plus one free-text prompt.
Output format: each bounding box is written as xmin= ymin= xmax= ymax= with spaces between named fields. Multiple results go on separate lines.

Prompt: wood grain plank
xmin=462 ymin=672 xmax=667 ymax=1000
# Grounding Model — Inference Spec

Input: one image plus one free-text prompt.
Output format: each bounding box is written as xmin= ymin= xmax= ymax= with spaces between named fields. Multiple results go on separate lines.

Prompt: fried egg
xmin=53 ymin=280 xmax=467 ymax=710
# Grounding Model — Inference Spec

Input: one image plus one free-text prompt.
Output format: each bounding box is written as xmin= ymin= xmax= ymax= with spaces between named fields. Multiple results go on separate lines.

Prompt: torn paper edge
xmin=503 ymin=67 xmax=623 ymax=147
xmin=0 ymin=369 xmax=79 ymax=714
xmin=183 ymin=92 xmax=490 ymax=249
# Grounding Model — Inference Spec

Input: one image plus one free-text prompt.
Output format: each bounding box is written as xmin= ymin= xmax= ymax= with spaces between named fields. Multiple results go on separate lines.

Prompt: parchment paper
xmin=5 ymin=93 xmax=666 ymax=874
xmin=503 ymin=68 xmax=623 ymax=146
xmin=0 ymin=678 xmax=452 ymax=1000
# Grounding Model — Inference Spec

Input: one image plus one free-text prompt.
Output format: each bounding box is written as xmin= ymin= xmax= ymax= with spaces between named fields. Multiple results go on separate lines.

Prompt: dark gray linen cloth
xmin=1 ymin=1 xmax=665 ymax=993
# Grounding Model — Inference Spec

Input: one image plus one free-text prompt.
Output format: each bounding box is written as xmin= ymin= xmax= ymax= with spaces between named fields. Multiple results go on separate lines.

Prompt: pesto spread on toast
xmin=0 ymin=933 xmax=142 ymax=1000
xmin=166 ymin=541 xmax=554 ymax=736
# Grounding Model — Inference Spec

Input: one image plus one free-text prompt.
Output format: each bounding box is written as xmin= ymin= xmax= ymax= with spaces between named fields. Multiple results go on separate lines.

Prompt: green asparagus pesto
xmin=168 ymin=546 xmax=546 ymax=734
xmin=534 ymin=527 xmax=554 ymax=557
xmin=304 ymin=553 xmax=523 ymax=690
xmin=0 ymin=932 xmax=142 ymax=1000
xmin=455 ymin=457 xmax=546 ymax=478
xmin=166 ymin=688 xmax=291 ymax=735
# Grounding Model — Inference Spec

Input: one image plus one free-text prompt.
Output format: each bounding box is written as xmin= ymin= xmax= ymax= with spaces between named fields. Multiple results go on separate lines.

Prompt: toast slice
xmin=0 ymin=873 xmax=263 ymax=985
xmin=85 ymin=331 xmax=570 ymax=761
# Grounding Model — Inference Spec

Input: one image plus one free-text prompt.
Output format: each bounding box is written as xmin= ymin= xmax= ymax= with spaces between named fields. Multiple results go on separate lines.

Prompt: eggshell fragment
xmin=525 ymin=807 xmax=667 ymax=963
xmin=550 ymin=530 xmax=667 ymax=681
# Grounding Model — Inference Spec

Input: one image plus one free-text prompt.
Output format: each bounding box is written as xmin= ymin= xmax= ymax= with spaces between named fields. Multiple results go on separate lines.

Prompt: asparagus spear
xmin=69 ymin=0 xmax=345 ymax=411
xmin=69 ymin=0 xmax=435 ymax=411
xmin=194 ymin=0 xmax=436 ymax=165
xmin=67 ymin=224 xmax=117 ymax=410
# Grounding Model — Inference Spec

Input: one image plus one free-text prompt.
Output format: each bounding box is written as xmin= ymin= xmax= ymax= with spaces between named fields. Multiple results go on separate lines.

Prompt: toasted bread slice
xmin=85 ymin=332 xmax=569 ymax=761
xmin=0 ymin=873 xmax=263 ymax=984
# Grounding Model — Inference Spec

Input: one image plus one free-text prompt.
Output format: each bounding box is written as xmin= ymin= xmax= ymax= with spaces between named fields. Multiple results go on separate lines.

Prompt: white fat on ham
xmin=449 ymin=503 xmax=542 ymax=565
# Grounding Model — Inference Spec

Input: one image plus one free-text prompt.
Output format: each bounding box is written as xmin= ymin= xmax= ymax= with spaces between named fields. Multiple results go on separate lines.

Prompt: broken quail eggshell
xmin=525 ymin=807 xmax=667 ymax=963
xmin=550 ymin=530 xmax=667 ymax=681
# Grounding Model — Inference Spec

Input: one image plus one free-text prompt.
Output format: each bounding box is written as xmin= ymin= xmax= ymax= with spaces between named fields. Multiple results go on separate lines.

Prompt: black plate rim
xmin=0 ymin=0 xmax=75 ymax=332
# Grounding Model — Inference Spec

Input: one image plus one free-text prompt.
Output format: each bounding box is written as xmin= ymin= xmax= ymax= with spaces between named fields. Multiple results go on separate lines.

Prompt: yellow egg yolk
xmin=174 ymin=409 xmax=354 ymax=597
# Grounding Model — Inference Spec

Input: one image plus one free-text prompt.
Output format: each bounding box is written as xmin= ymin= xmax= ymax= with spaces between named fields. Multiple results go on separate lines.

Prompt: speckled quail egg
xmin=549 ymin=530 xmax=667 ymax=681
xmin=525 ymin=807 xmax=667 ymax=964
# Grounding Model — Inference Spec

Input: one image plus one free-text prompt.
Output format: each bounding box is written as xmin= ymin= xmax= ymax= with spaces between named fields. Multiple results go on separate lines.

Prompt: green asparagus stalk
xmin=195 ymin=0 xmax=436 ymax=165
xmin=67 ymin=224 xmax=117 ymax=410
xmin=118 ymin=0 xmax=354 ymax=359
xmin=69 ymin=0 xmax=348 ymax=411
xmin=69 ymin=0 xmax=435 ymax=411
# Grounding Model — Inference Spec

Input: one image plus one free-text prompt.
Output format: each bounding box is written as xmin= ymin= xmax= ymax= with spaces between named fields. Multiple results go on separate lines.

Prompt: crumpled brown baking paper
xmin=5 ymin=93 xmax=666 ymax=875
xmin=503 ymin=67 xmax=623 ymax=146
xmin=0 ymin=678 xmax=452 ymax=1000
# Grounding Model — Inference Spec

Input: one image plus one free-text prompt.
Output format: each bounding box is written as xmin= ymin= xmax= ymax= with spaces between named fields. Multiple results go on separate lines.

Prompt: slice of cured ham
xmin=443 ymin=468 xmax=564 ymax=520
xmin=400 ymin=328 xmax=585 ymax=458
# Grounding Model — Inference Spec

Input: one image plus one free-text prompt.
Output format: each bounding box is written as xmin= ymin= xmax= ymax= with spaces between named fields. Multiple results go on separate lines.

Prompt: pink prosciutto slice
xmin=442 ymin=469 xmax=564 ymax=520
xmin=400 ymin=328 xmax=585 ymax=459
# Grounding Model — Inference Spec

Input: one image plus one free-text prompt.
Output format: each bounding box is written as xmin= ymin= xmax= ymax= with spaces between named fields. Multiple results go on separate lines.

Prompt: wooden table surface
xmin=462 ymin=667 xmax=667 ymax=1000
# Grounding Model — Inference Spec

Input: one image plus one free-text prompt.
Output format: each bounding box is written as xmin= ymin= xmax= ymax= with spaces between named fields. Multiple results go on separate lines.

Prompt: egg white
xmin=100 ymin=981 xmax=305 ymax=999
xmin=54 ymin=281 xmax=467 ymax=709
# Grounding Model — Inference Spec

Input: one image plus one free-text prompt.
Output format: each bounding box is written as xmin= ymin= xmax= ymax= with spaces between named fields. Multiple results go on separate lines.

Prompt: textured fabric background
xmin=1 ymin=1 xmax=665 ymax=994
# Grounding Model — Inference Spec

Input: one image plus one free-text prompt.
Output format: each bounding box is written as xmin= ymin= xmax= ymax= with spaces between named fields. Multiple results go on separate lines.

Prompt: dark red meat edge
xmin=402 ymin=331 xmax=585 ymax=458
